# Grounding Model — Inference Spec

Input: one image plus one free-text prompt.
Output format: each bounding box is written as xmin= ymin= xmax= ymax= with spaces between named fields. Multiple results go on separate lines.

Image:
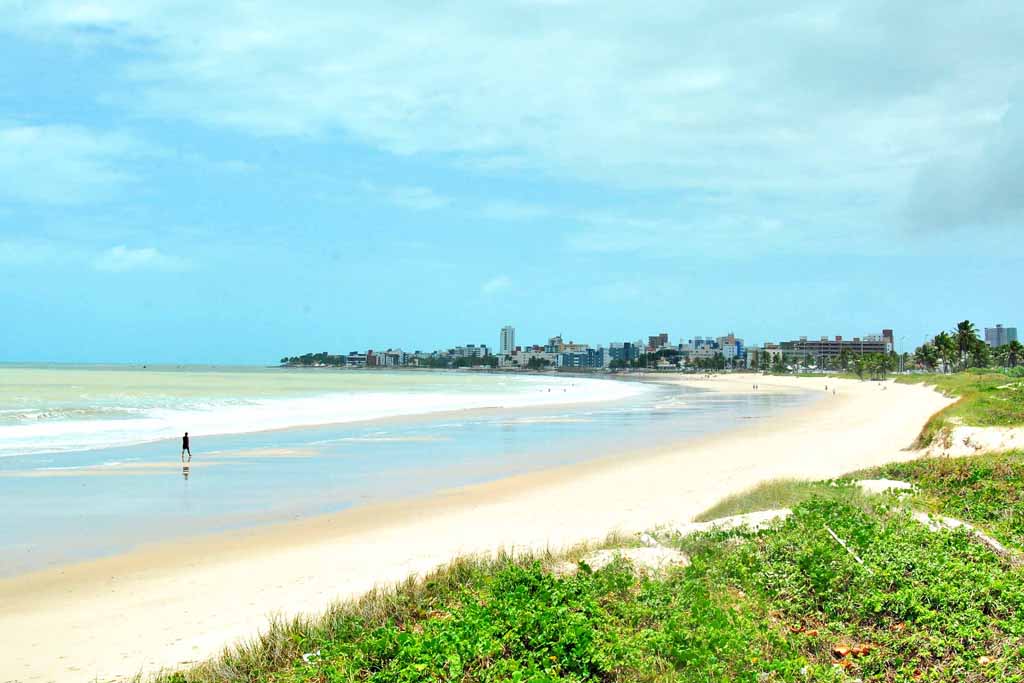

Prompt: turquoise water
xmin=0 ymin=365 xmax=643 ymax=457
xmin=0 ymin=366 xmax=815 ymax=576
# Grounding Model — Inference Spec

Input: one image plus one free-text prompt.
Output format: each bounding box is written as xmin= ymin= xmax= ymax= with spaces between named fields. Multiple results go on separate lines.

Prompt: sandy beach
xmin=0 ymin=375 xmax=952 ymax=683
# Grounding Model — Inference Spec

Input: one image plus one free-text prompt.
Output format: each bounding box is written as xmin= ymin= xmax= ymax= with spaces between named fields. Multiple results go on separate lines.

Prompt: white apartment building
xmin=500 ymin=325 xmax=516 ymax=354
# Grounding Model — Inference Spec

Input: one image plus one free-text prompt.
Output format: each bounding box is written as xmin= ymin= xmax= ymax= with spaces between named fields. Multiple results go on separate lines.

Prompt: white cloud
xmin=562 ymin=208 xmax=844 ymax=259
xmin=481 ymin=274 xmax=512 ymax=295
xmin=0 ymin=123 xmax=151 ymax=204
xmin=358 ymin=182 xmax=451 ymax=211
xmin=5 ymin=2 xmax=1024 ymax=229
xmin=564 ymin=213 xmax=673 ymax=254
xmin=0 ymin=240 xmax=187 ymax=273
xmin=93 ymin=245 xmax=183 ymax=272
xmin=480 ymin=200 xmax=551 ymax=222
xmin=387 ymin=186 xmax=451 ymax=211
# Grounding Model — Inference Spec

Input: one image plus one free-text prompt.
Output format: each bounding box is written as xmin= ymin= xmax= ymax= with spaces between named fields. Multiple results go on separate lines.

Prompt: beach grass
xmin=692 ymin=479 xmax=871 ymax=522
xmin=896 ymin=371 xmax=1024 ymax=446
xmin=153 ymin=452 xmax=1024 ymax=683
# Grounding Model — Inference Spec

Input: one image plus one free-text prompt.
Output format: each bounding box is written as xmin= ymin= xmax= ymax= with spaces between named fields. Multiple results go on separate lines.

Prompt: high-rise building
xmin=985 ymin=324 xmax=1018 ymax=348
xmin=716 ymin=333 xmax=746 ymax=361
xmin=647 ymin=333 xmax=670 ymax=352
xmin=608 ymin=341 xmax=641 ymax=364
xmin=500 ymin=325 xmax=516 ymax=354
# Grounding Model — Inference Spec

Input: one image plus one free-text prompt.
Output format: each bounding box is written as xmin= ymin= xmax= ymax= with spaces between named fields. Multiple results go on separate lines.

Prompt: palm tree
xmin=933 ymin=332 xmax=957 ymax=373
xmin=1006 ymin=340 xmax=1023 ymax=368
xmin=955 ymin=320 xmax=979 ymax=370
xmin=914 ymin=342 xmax=939 ymax=371
xmin=969 ymin=340 xmax=992 ymax=369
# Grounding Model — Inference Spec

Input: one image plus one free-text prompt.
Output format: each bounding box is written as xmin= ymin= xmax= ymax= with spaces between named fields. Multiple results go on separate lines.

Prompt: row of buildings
xmin=286 ymin=322 xmax=1016 ymax=371
xmin=495 ymin=326 xmax=896 ymax=371
xmin=494 ymin=329 xmax=751 ymax=370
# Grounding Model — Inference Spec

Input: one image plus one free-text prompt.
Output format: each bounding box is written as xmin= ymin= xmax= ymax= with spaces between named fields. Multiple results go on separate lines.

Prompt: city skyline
xmin=281 ymin=324 xmax=911 ymax=369
xmin=281 ymin=324 xmax=908 ymax=370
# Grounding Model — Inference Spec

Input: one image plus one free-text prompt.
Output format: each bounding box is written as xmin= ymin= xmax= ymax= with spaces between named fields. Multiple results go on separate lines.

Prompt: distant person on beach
xmin=181 ymin=432 xmax=191 ymax=462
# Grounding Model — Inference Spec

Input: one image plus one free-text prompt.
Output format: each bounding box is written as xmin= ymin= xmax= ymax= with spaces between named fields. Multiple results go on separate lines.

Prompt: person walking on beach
xmin=181 ymin=431 xmax=192 ymax=462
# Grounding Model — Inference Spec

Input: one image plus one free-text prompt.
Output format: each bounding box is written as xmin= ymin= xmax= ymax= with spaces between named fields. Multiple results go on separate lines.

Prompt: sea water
xmin=0 ymin=365 xmax=644 ymax=457
xmin=0 ymin=365 xmax=815 ymax=575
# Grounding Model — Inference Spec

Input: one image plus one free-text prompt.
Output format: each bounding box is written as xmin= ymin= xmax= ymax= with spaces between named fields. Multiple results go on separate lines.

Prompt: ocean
xmin=0 ymin=365 xmax=814 ymax=575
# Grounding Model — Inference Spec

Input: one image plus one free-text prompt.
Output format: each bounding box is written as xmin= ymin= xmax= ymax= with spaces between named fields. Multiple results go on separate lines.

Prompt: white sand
xmin=924 ymin=425 xmax=1024 ymax=457
xmin=0 ymin=375 xmax=952 ymax=683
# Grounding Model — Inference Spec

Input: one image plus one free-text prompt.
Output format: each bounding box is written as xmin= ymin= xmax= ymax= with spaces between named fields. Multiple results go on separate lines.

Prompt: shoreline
xmin=0 ymin=376 xmax=806 ymax=578
xmin=0 ymin=369 xmax=645 ymax=461
xmin=0 ymin=375 xmax=952 ymax=682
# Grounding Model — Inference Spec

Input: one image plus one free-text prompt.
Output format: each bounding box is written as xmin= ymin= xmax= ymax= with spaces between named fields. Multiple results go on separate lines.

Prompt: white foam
xmin=0 ymin=376 xmax=650 ymax=458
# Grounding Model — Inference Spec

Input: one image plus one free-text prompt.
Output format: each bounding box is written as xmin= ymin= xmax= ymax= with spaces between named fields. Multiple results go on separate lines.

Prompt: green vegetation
xmin=451 ymin=355 xmax=500 ymax=369
xmin=526 ymin=356 xmax=552 ymax=370
xmin=158 ymin=452 xmax=1024 ymax=683
xmin=690 ymin=352 xmax=728 ymax=371
xmin=677 ymin=497 xmax=1024 ymax=681
xmin=277 ymin=557 xmax=804 ymax=683
xmin=280 ymin=352 xmax=500 ymax=369
xmin=847 ymin=352 xmax=893 ymax=380
xmin=896 ymin=370 xmax=1024 ymax=446
xmin=895 ymin=316 xmax=1024 ymax=447
xmin=693 ymin=479 xmax=870 ymax=521
xmin=862 ymin=451 xmax=1024 ymax=549
xmin=914 ymin=319 xmax=1022 ymax=373
xmin=280 ymin=352 xmax=345 ymax=367
xmin=757 ymin=350 xmax=898 ymax=378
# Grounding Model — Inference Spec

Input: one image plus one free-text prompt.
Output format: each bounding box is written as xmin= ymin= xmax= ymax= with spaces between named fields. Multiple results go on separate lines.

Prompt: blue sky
xmin=1 ymin=1 xmax=1022 ymax=363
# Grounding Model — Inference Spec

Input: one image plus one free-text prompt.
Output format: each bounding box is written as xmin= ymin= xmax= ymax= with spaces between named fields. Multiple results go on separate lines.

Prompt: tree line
xmin=752 ymin=348 xmax=900 ymax=379
xmin=279 ymin=352 xmax=343 ymax=366
xmin=279 ymin=352 xmax=500 ymax=369
xmin=913 ymin=320 xmax=1022 ymax=372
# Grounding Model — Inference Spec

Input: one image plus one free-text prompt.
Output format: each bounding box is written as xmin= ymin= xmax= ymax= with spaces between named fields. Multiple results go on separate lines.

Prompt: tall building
xmin=647 ymin=333 xmax=670 ymax=352
xmin=986 ymin=324 xmax=1018 ymax=348
xmin=716 ymin=333 xmax=746 ymax=361
xmin=608 ymin=341 xmax=641 ymax=364
xmin=500 ymin=325 xmax=516 ymax=354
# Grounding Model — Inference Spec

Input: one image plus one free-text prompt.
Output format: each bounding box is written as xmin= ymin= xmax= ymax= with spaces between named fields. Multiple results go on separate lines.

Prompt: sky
xmin=1 ymin=1 xmax=1022 ymax=364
